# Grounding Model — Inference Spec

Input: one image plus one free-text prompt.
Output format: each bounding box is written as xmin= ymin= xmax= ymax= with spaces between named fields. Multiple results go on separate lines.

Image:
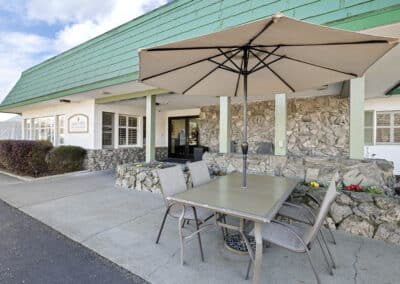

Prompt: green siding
xmin=1 ymin=0 xmax=399 ymax=110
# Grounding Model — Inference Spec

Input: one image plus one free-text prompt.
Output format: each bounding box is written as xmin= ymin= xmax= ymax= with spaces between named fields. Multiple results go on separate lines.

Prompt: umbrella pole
xmin=241 ymin=47 xmax=249 ymax=190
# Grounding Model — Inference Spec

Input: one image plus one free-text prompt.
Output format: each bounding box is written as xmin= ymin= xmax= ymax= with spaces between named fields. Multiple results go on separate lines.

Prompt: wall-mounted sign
xmin=68 ymin=114 xmax=88 ymax=133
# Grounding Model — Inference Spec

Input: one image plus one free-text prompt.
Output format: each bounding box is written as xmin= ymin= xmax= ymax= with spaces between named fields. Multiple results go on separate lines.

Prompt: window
xmin=24 ymin=119 xmax=32 ymax=140
xmin=102 ymin=112 xmax=114 ymax=148
xmin=376 ymin=111 xmax=400 ymax=144
xmin=32 ymin=117 xmax=55 ymax=143
xmin=364 ymin=111 xmax=374 ymax=146
xmin=119 ymin=115 xmax=138 ymax=146
xmin=57 ymin=115 xmax=65 ymax=145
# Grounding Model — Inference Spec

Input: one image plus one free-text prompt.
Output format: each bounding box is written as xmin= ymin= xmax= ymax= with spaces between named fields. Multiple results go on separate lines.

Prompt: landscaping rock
xmin=330 ymin=202 xmax=352 ymax=223
xmin=350 ymin=192 xmax=374 ymax=203
xmin=374 ymin=223 xmax=400 ymax=245
xmin=335 ymin=193 xmax=353 ymax=206
xmin=339 ymin=216 xmax=374 ymax=238
xmin=375 ymin=196 xmax=399 ymax=210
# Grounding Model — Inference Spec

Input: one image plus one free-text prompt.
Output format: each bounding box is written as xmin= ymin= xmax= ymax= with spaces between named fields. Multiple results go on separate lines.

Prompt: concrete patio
xmin=0 ymin=171 xmax=399 ymax=284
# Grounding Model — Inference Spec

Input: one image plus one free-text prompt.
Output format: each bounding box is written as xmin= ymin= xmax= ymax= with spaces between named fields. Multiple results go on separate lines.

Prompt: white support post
xmin=219 ymin=96 xmax=231 ymax=153
xmin=146 ymin=95 xmax=156 ymax=162
xmin=274 ymin=93 xmax=287 ymax=156
xmin=349 ymin=77 xmax=365 ymax=159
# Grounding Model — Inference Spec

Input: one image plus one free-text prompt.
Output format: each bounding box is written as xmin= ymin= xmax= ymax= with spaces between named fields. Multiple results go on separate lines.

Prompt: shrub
xmin=0 ymin=140 xmax=53 ymax=176
xmin=47 ymin=146 xmax=87 ymax=174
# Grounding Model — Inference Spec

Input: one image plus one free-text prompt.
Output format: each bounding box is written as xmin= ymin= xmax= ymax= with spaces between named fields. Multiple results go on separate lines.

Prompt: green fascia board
xmin=1 ymin=0 xmax=400 ymax=111
xmin=386 ymin=82 xmax=400 ymax=96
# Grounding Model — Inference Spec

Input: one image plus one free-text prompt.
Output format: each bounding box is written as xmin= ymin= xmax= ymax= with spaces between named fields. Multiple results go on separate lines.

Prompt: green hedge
xmin=0 ymin=140 xmax=53 ymax=176
xmin=47 ymin=146 xmax=87 ymax=174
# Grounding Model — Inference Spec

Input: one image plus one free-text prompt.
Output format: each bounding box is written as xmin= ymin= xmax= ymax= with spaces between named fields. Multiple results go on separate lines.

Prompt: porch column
xmin=349 ymin=77 xmax=365 ymax=159
xmin=146 ymin=95 xmax=156 ymax=162
xmin=274 ymin=93 xmax=287 ymax=155
xmin=219 ymin=96 xmax=231 ymax=153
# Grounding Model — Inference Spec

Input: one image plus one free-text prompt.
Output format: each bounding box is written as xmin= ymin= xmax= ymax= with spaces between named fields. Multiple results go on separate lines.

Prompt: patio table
xmin=167 ymin=173 xmax=300 ymax=284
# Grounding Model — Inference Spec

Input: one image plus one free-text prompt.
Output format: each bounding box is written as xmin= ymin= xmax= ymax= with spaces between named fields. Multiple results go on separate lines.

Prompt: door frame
xmin=168 ymin=116 xmax=199 ymax=159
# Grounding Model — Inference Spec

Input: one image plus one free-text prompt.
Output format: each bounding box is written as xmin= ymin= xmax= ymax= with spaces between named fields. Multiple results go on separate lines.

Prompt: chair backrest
xmin=187 ymin=161 xmax=211 ymax=187
xmin=157 ymin=166 xmax=187 ymax=206
xmin=304 ymin=180 xmax=338 ymax=245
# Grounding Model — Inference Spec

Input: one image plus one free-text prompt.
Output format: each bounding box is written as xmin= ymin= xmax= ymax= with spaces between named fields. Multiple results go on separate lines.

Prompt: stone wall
xmin=116 ymin=163 xmax=191 ymax=194
xmin=84 ymin=147 xmax=168 ymax=171
xmin=199 ymin=95 xmax=349 ymax=157
xmin=296 ymin=186 xmax=400 ymax=245
xmin=203 ymin=152 xmax=395 ymax=189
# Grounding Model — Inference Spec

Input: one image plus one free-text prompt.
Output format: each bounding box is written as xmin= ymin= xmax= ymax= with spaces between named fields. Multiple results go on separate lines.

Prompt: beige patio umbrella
xmin=139 ymin=14 xmax=398 ymax=189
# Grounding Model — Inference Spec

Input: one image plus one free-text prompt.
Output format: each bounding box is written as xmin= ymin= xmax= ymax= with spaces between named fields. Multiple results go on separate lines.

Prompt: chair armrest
xmin=283 ymin=201 xmax=316 ymax=223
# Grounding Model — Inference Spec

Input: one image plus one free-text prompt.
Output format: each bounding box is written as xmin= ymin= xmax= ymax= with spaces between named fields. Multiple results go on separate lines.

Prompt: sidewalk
xmin=0 ymin=170 xmax=399 ymax=284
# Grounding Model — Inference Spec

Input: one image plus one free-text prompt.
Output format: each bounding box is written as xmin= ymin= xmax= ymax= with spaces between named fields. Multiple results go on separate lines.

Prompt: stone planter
xmin=116 ymin=162 xmax=191 ymax=194
xmin=293 ymin=185 xmax=400 ymax=245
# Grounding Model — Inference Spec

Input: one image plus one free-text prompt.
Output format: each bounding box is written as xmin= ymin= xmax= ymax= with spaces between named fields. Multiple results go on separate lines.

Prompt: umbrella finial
xmin=273 ymin=13 xmax=283 ymax=22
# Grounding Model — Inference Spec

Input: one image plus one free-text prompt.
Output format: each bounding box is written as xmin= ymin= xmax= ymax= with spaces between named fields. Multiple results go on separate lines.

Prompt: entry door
xmin=168 ymin=116 xmax=199 ymax=159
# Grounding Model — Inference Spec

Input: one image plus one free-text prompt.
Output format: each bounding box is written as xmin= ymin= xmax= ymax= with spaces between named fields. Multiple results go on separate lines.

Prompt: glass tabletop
xmin=167 ymin=173 xmax=300 ymax=223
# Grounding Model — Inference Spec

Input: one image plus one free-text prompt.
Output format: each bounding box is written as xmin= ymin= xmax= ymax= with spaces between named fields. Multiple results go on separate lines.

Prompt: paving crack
xmin=353 ymin=239 xmax=364 ymax=284
xmin=146 ymin=247 xmax=180 ymax=278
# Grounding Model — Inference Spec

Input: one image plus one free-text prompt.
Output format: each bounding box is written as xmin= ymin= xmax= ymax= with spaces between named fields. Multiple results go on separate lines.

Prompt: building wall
xmin=365 ymin=96 xmax=400 ymax=174
xmin=199 ymin=95 xmax=350 ymax=157
xmin=22 ymin=99 xmax=96 ymax=148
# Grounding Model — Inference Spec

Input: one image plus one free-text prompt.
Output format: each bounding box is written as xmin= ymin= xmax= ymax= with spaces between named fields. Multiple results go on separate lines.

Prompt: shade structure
xmin=139 ymin=14 xmax=398 ymax=188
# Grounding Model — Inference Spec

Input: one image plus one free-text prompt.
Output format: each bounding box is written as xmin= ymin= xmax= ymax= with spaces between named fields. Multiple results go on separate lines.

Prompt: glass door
xmin=168 ymin=116 xmax=199 ymax=159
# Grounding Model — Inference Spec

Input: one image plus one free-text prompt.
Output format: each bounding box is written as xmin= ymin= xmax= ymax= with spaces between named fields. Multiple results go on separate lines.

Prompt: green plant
xmin=47 ymin=146 xmax=86 ymax=174
xmin=362 ymin=186 xmax=384 ymax=195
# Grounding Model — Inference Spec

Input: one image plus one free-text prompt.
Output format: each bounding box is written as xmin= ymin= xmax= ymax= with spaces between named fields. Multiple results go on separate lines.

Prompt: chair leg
xmin=325 ymin=224 xmax=337 ymax=245
xmin=155 ymin=207 xmax=170 ymax=244
xmin=305 ymin=247 xmax=322 ymax=284
xmin=320 ymin=230 xmax=336 ymax=269
xmin=178 ymin=215 xmax=185 ymax=265
xmin=193 ymin=207 xmax=205 ymax=262
xmin=245 ymin=258 xmax=252 ymax=280
xmin=316 ymin=235 xmax=333 ymax=275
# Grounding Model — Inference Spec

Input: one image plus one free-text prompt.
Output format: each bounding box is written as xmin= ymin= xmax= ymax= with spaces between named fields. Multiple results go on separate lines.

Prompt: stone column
xmin=350 ymin=77 xmax=365 ymax=159
xmin=274 ymin=93 xmax=287 ymax=155
xmin=146 ymin=95 xmax=156 ymax=162
xmin=219 ymin=96 xmax=231 ymax=153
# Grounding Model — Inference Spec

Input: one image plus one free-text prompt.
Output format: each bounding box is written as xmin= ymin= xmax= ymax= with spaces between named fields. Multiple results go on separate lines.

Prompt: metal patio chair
xmin=187 ymin=160 xmax=228 ymax=239
xmin=187 ymin=160 xmax=211 ymax=187
xmin=279 ymin=190 xmax=337 ymax=245
xmin=245 ymin=180 xmax=338 ymax=284
xmin=156 ymin=166 xmax=214 ymax=264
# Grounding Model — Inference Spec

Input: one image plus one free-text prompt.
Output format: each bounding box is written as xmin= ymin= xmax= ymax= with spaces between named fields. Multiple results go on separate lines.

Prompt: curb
xmin=0 ymin=169 xmax=91 ymax=182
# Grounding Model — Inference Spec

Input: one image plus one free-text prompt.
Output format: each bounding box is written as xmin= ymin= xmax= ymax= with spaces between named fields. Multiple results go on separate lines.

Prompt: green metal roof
xmin=1 ymin=0 xmax=400 ymax=111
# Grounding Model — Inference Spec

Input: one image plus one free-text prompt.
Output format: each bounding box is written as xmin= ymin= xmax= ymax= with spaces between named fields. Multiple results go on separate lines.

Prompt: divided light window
xmin=119 ymin=115 xmax=138 ymax=146
xmin=102 ymin=112 xmax=114 ymax=148
xmin=24 ymin=119 xmax=32 ymax=140
xmin=376 ymin=111 xmax=400 ymax=144
xmin=57 ymin=115 xmax=65 ymax=145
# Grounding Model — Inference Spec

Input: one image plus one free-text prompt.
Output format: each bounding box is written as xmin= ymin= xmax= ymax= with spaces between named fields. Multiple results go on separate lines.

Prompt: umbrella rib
xmin=268 ymin=66 xmax=295 ymax=92
xmin=248 ymin=19 xmax=275 ymax=45
xmin=252 ymin=47 xmax=357 ymax=77
xmin=218 ymin=48 xmax=241 ymax=71
xmin=248 ymin=49 xmax=295 ymax=92
xmin=208 ymin=58 xmax=240 ymax=74
xmin=146 ymin=46 xmax=247 ymax=51
xmin=141 ymin=48 xmax=240 ymax=81
xmin=182 ymin=49 xmax=242 ymax=94
xmin=249 ymin=46 xmax=280 ymax=73
xmin=253 ymin=40 xmax=390 ymax=48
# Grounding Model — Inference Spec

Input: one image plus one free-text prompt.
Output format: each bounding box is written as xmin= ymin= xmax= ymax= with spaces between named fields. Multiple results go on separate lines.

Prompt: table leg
xmin=253 ymin=222 xmax=263 ymax=284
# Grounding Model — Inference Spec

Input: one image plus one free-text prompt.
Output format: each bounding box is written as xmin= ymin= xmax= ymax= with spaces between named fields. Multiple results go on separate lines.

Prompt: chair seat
xmin=258 ymin=222 xmax=311 ymax=253
xmin=278 ymin=203 xmax=315 ymax=224
xmin=169 ymin=204 xmax=213 ymax=221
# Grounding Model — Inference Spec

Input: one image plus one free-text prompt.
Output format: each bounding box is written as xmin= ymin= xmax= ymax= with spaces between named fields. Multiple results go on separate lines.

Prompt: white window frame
xmin=24 ymin=118 xmax=32 ymax=140
xmin=118 ymin=114 xmax=139 ymax=147
xmin=102 ymin=112 xmax=114 ymax=149
xmin=32 ymin=116 xmax=56 ymax=144
xmin=364 ymin=110 xmax=375 ymax=146
xmin=56 ymin=115 xmax=66 ymax=146
xmin=375 ymin=111 xmax=400 ymax=145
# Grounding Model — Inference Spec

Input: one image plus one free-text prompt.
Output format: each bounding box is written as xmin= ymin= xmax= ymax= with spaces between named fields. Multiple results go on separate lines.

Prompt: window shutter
xmin=364 ymin=110 xmax=374 ymax=146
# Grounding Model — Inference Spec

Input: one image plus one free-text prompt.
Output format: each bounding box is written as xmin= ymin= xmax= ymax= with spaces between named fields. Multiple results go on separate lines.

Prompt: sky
xmin=0 ymin=0 xmax=169 ymax=121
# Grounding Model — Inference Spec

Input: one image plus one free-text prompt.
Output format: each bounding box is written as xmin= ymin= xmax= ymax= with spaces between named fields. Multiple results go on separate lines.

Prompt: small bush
xmin=0 ymin=140 xmax=53 ymax=176
xmin=47 ymin=146 xmax=87 ymax=174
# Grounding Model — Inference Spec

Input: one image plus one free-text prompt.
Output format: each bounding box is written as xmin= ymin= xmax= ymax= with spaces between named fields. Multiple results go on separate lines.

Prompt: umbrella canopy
xmin=139 ymin=14 xmax=398 ymax=188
